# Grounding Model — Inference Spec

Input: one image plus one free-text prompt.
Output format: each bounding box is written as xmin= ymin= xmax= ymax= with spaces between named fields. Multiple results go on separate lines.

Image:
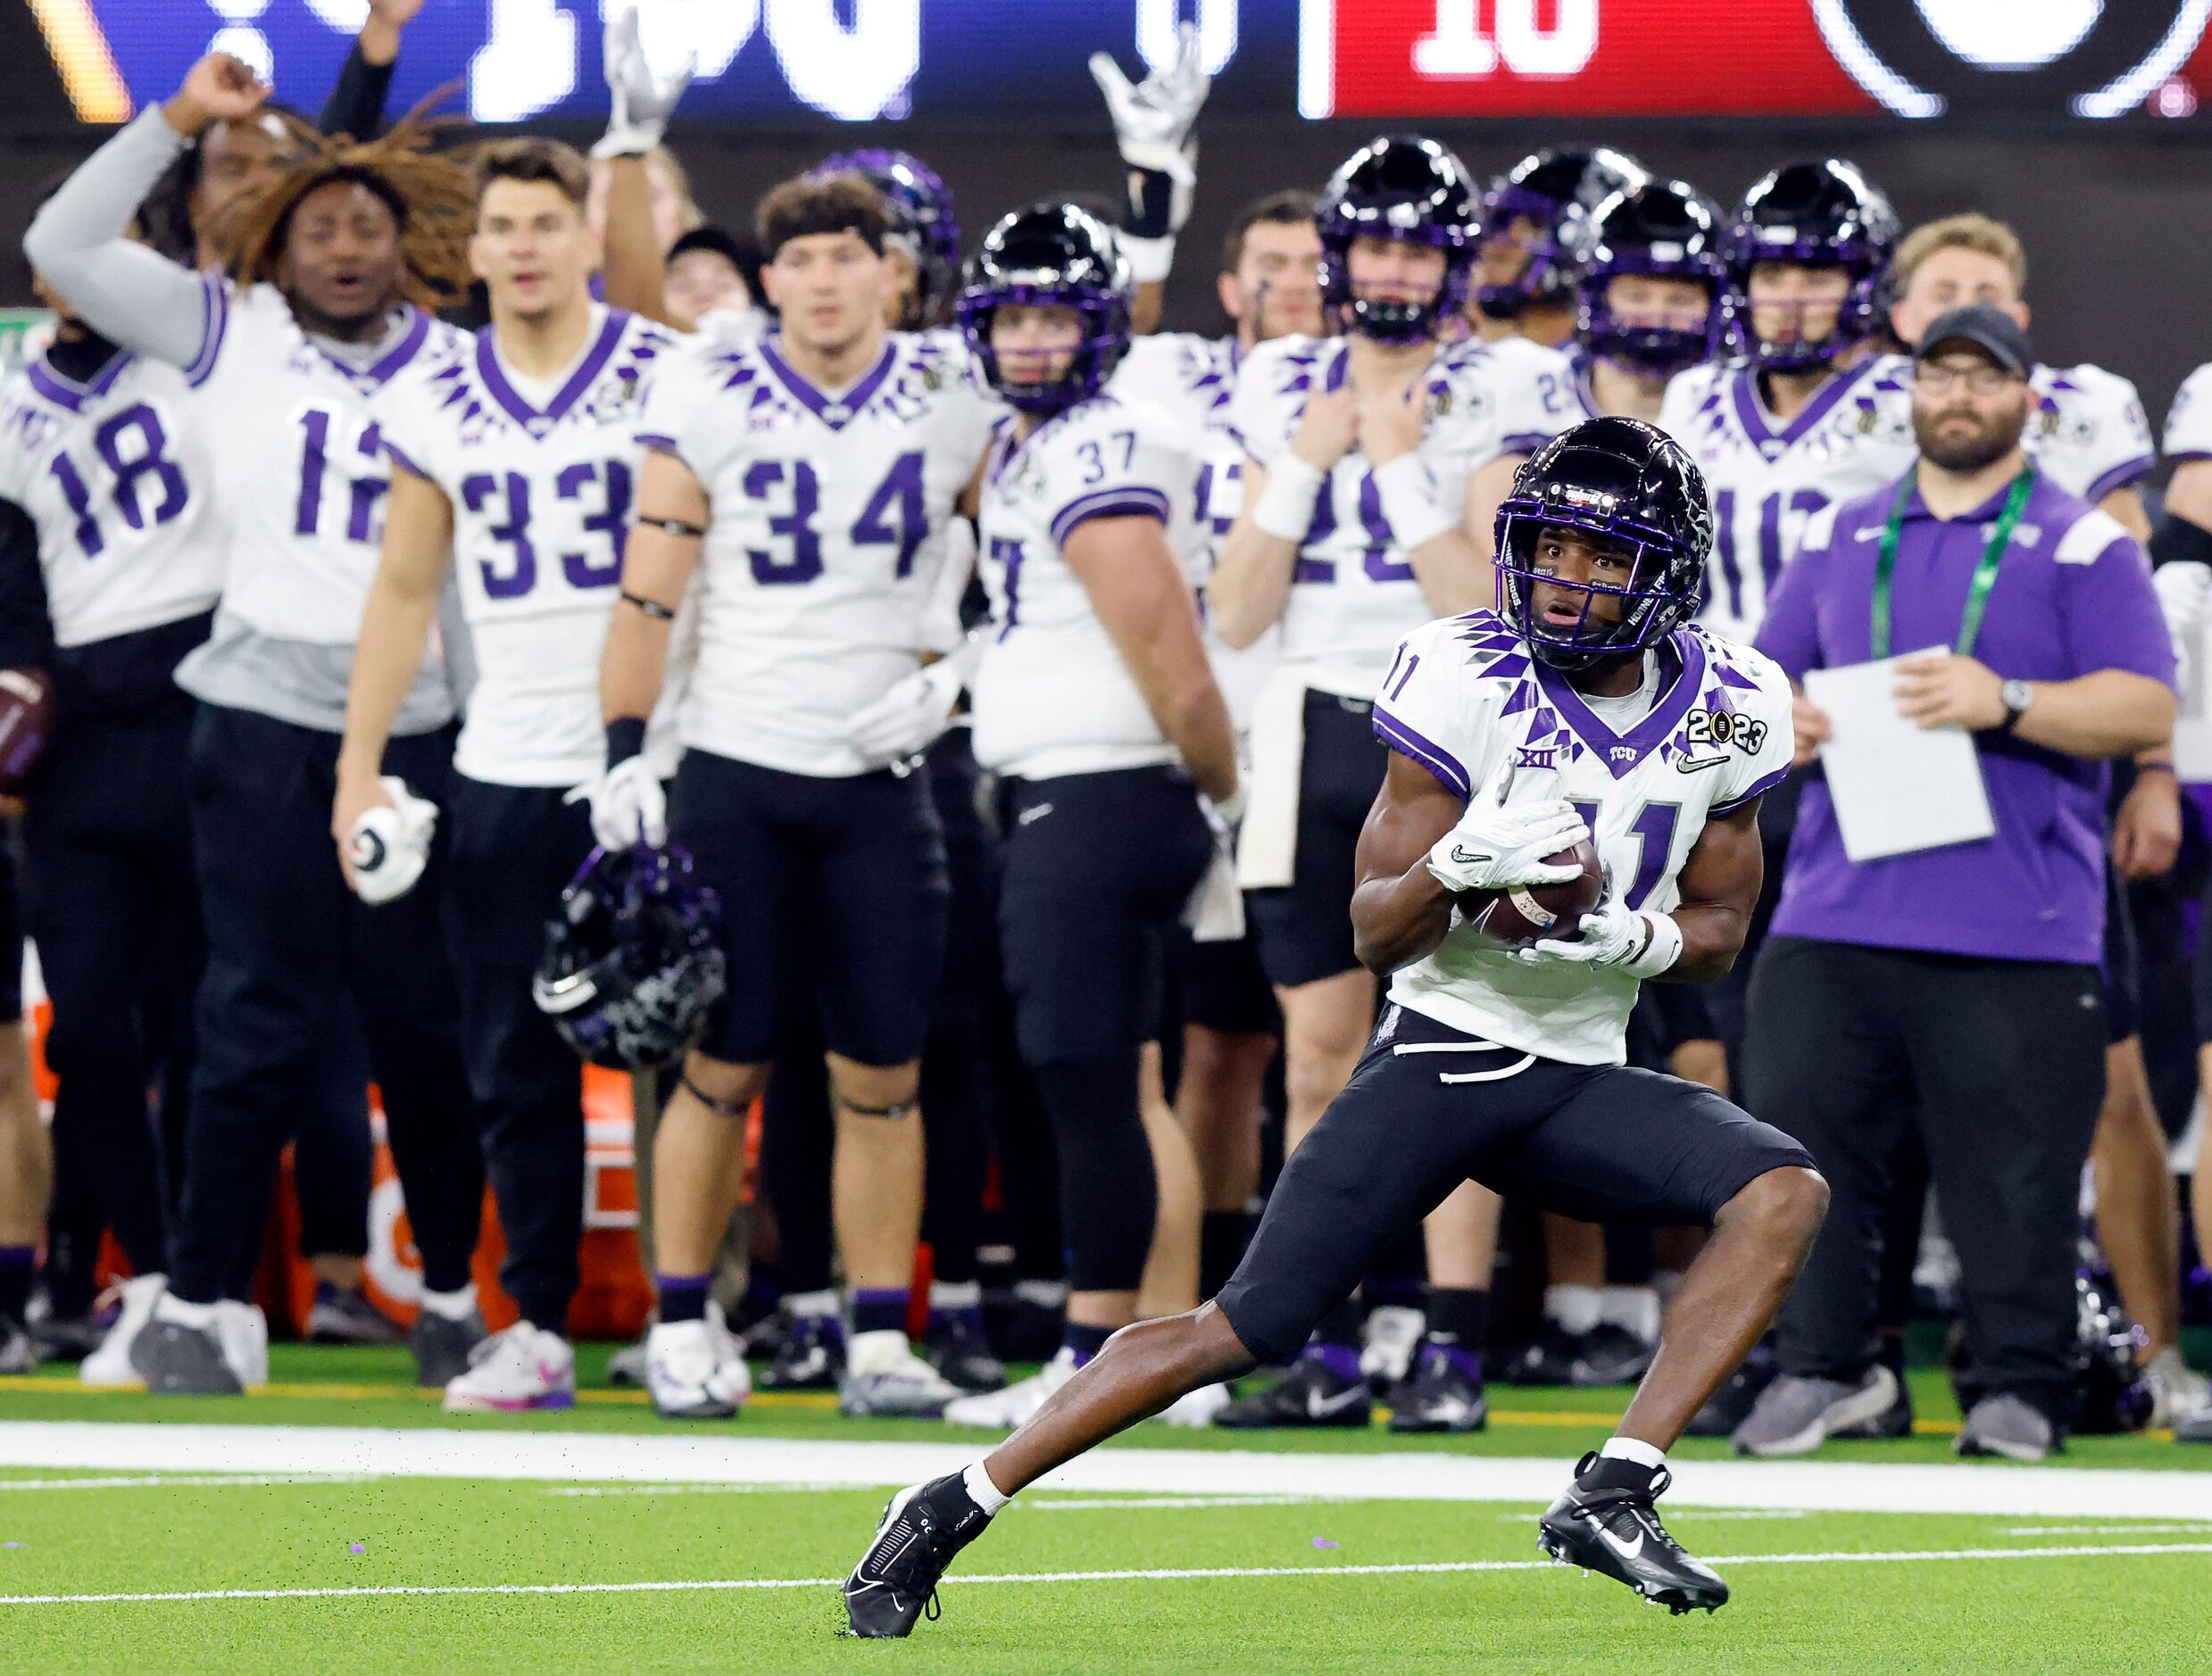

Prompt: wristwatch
xmin=1996 ymin=678 xmax=2034 ymax=733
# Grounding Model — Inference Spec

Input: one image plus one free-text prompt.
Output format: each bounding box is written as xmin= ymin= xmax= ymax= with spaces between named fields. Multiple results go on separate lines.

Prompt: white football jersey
xmin=193 ymin=281 xmax=469 ymax=645
xmin=971 ymin=390 xmax=1208 ymax=781
xmin=2027 ymin=361 xmax=2154 ymax=508
xmin=1373 ymin=610 xmax=1793 ymax=1065
xmin=1112 ymin=330 xmax=1276 ymax=729
xmin=636 ymin=329 xmax=995 ymax=776
xmin=1659 ymin=354 xmax=1917 ymax=644
xmin=376 ymin=306 xmax=674 ymax=788
xmin=1231 ymin=332 xmax=1578 ymax=693
xmin=0 ymin=347 xmax=220 ymax=647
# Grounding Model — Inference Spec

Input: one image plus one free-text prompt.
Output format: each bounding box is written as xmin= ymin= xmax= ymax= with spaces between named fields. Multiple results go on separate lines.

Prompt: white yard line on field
xmin=0 ymin=1473 xmax=376 ymax=1492
xmin=2 ymin=1541 xmax=2209 ymax=1608
xmin=1 ymin=1423 xmax=2209 ymax=1522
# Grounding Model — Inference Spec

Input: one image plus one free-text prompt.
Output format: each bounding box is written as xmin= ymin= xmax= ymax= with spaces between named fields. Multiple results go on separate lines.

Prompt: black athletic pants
xmin=1744 ymin=936 xmax=2105 ymax=1426
xmin=442 ymin=776 xmax=595 ymax=1332
xmin=168 ymin=703 xmax=483 ymax=1307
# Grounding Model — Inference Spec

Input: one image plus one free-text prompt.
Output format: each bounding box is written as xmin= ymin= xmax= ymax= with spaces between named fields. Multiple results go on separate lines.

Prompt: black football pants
xmin=1744 ymin=936 xmax=2105 ymax=1427
xmin=168 ymin=703 xmax=483 ymax=1308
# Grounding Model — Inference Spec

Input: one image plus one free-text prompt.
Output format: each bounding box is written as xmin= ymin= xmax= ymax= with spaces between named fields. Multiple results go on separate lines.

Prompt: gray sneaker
xmin=2175 ymin=1402 xmax=2212 ymax=1443
xmin=409 ymin=1309 xmax=486 ymax=1390
xmin=607 ymin=1337 xmax=651 ymax=1387
xmin=1955 ymin=1393 xmax=2054 ymax=1462
xmin=1731 ymin=1365 xmax=1898 ymax=1456
xmin=0 ymin=1322 xmax=34 ymax=1374
xmin=305 ymin=1287 xmax=402 ymax=1346
xmin=130 ymin=1319 xmax=243 ymax=1395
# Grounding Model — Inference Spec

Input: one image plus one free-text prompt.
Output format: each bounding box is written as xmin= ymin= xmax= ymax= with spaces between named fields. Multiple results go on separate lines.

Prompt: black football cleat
xmin=1386 ymin=1341 xmax=1488 ymax=1433
xmin=760 ymin=1314 xmax=844 ymax=1391
xmin=1537 ymin=1453 xmax=1728 ymax=1615
xmin=1500 ymin=1323 xmax=1585 ymax=1386
xmin=409 ymin=1308 xmax=486 ymax=1390
xmin=1213 ymin=1351 xmax=1373 ymax=1429
xmin=926 ymin=1312 xmax=1008 ymax=1395
xmin=842 ymin=1473 xmax=994 ymax=1639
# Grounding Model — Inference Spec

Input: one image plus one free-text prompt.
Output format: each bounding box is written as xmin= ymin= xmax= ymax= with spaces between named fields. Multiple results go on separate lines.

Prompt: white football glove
xmin=593 ymin=4 xmax=697 ymax=160
xmin=588 ymin=755 xmax=668 ymax=850
xmin=346 ymin=777 xmax=438 ymax=906
xmin=1185 ymin=783 xmax=1246 ymax=942
xmin=2153 ymin=560 xmax=2212 ymax=655
xmin=1425 ymin=796 xmax=1588 ymax=895
xmin=1088 ymin=21 xmax=1210 ymax=187
xmin=847 ymin=652 xmax=973 ymax=770
xmin=1514 ymin=898 xmax=1684 ymax=979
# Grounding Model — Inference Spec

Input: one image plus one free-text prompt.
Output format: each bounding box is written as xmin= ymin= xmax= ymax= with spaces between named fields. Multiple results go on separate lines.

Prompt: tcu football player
xmin=25 ymin=52 xmax=491 ymax=1395
xmin=844 ymin=417 xmax=1825 ymax=1637
xmin=1469 ymin=146 xmax=1647 ymax=347
xmin=598 ymin=170 xmax=995 ymax=1422
xmin=938 ymin=203 xmax=1239 ymax=1429
xmin=1210 ymin=135 xmax=1577 ymax=1431
xmin=336 ymin=137 xmax=679 ymax=1415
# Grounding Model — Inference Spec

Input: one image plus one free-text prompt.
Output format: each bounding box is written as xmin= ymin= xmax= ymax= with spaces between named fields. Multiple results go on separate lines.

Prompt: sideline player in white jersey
xmin=598 ymin=171 xmax=995 ymax=1421
xmin=935 ymin=203 xmax=1240 ymax=1430
xmin=1209 ymin=136 xmax=1577 ymax=1431
xmin=0 ymin=195 xmax=224 ymax=1381
xmin=842 ymin=419 xmax=1828 ymax=1638
xmin=1106 ymin=187 xmax=1323 ymax=1317
xmin=1658 ymin=160 xmax=1914 ymax=647
xmin=1881 ymin=209 xmax=2204 ymax=1429
xmin=24 ymin=52 xmax=490 ymax=1396
xmin=1467 ymin=145 xmax=1646 ymax=349
xmin=333 ymin=138 xmax=679 ymax=1414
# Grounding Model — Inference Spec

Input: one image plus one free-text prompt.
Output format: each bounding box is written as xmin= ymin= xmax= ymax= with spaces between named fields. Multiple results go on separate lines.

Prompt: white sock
xmin=931 ymin=1281 xmax=982 ymax=1311
xmin=1600 ymin=1435 xmax=1667 ymax=1471
xmin=1013 ymin=1279 xmax=1068 ymax=1309
xmin=154 ymin=1294 xmax=216 ymax=1331
xmin=419 ymin=1284 xmax=478 ymax=1323
xmin=787 ymin=1289 xmax=840 ymax=1321
xmin=1651 ymin=1268 xmax=1686 ymax=1308
xmin=1598 ymin=1285 xmax=1661 ymax=1345
xmin=962 ymin=1460 xmax=1010 ymax=1515
xmin=1544 ymin=1283 xmax=1602 ymax=1336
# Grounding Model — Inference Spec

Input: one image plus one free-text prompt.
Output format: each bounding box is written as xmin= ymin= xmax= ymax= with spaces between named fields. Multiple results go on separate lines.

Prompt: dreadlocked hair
xmin=215 ymin=95 xmax=476 ymax=311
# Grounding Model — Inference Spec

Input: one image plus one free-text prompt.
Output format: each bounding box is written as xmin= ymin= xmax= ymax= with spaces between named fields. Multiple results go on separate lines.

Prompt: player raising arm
xmin=844 ymin=419 xmax=1829 ymax=1637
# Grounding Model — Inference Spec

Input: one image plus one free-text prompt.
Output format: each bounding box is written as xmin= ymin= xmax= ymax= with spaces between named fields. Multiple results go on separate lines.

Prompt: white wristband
xmin=1623 ymin=911 xmax=1685 ymax=980
xmin=1252 ymin=453 xmax=1327 ymax=543
xmin=1370 ymin=453 xmax=1459 ymax=554
xmin=1121 ymin=233 xmax=1176 ymax=286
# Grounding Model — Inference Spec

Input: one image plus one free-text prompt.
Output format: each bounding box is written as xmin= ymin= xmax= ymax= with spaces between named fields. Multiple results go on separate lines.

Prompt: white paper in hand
xmin=1802 ymin=649 xmax=1995 ymax=862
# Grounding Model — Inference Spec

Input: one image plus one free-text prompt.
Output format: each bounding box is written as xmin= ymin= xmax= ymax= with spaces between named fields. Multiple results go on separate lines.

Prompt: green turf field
xmin=3 ymin=1346 xmax=2210 ymax=1672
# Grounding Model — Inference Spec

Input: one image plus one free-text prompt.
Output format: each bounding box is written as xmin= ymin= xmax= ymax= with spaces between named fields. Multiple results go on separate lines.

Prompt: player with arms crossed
xmin=332 ymin=138 xmax=677 ymax=1412
xmin=844 ymin=417 xmax=1829 ymax=1636
xmin=597 ymin=171 xmax=994 ymax=1420
xmin=1212 ymin=135 xmax=1578 ymax=1431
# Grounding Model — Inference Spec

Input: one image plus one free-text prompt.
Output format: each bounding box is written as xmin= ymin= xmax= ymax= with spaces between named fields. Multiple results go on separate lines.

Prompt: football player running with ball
xmin=844 ymin=417 xmax=1829 ymax=1635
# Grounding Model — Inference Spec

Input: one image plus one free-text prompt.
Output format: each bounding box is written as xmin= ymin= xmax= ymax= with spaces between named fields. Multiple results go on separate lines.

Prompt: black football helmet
xmin=1314 ymin=135 xmax=1480 ymax=345
xmin=1476 ymin=145 xmax=1646 ymax=320
xmin=957 ymin=203 xmax=1133 ymax=416
xmin=1720 ymin=159 xmax=1900 ymax=372
xmin=1571 ymin=179 xmax=1727 ymax=378
xmin=532 ymin=843 xmax=728 ymax=1071
xmin=1494 ymin=417 xmax=1711 ymax=671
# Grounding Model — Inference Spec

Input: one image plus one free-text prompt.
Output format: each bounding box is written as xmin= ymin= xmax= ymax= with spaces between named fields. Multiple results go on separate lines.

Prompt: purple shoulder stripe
xmin=1497 ymin=431 xmax=1557 ymax=457
xmin=2083 ymin=455 xmax=2154 ymax=506
xmin=186 ymin=272 xmax=229 ymax=389
xmin=1373 ymin=705 xmax=1470 ymax=799
xmin=1711 ymin=762 xmax=1790 ymax=817
xmin=1049 ymin=485 xmax=1169 ymax=548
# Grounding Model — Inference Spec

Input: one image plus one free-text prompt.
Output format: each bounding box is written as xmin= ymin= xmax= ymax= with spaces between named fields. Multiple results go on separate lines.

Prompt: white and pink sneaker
xmin=441 ymin=1322 xmax=576 ymax=1413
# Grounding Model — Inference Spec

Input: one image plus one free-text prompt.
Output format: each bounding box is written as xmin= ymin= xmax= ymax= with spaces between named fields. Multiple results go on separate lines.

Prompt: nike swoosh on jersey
xmin=1673 ymin=755 xmax=1726 ymax=775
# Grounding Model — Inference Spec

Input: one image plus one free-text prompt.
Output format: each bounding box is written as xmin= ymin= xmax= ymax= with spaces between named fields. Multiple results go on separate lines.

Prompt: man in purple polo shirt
xmin=1735 ymin=303 xmax=2176 ymax=1463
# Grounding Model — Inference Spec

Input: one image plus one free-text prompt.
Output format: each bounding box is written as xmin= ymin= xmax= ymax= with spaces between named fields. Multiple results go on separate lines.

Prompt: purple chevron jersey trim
xmin=475 ymin=309 xmax=628 ymax=433
xmin=1372 ymin=705 xmax=1469 ymax=798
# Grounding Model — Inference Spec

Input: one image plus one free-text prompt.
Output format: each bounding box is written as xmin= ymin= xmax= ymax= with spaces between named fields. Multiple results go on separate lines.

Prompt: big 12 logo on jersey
xmin=1811 ymin=1 xmax=2208 ymax=119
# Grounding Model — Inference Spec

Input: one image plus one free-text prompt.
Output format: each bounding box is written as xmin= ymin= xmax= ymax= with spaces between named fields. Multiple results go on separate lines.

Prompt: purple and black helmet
xmin=1720 ymin=159 xmax=1900 ymax=372
xmin=957 ymin=202 xmax=1133 ymax=416
xmin=1476 ymin=145 xmax=1646 ymax=321
xmin=1571 ymin=178 xmax=1728 ymax=378
xmin=1315 ymin=134 xmax=1480 ymax=345
xmin=812 ymin=148 xmax=961 ymax=328
xmin=1494 ymin=417 xmax=1711 ymax=671
xmin=532 ymin=843 xmax=727 ymax=1071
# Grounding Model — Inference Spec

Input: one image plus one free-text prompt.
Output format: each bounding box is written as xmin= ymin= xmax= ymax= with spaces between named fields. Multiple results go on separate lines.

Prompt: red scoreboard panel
xmin=1301 ymin=1 xmax=2212 ymax=121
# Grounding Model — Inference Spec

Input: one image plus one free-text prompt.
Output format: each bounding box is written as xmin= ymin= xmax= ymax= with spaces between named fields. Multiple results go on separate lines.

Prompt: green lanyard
xmin=1871 ymin=466 xmax=2035 ymax=661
